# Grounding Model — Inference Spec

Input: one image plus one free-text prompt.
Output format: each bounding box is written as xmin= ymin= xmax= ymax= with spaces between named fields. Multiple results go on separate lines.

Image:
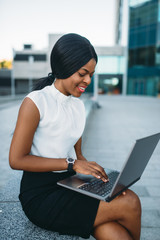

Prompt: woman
xmin=9 ymin=33 xmax=141 ymax=240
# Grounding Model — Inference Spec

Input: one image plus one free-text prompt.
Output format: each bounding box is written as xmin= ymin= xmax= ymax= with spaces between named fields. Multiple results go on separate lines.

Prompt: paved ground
xmin=82 ymin=95 xmax=160 ymax=240
xmin=0 ymin=94 xmax=160 ymax=239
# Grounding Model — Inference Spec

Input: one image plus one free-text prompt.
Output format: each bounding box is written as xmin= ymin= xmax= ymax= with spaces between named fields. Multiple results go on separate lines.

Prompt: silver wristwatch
xmin=66 ymin=157 xmax=76 ymax=172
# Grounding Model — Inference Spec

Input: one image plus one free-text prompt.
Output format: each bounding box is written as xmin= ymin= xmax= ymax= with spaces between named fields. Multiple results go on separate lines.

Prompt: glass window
xmin=129 ymin=49 xmax=136 ymax=67
xmin=129 ymin=32 xmax=137 ymax=48
xmin=137 ymin=30 xmax=147 ymax=46
xmin=147 ymin=47 xmax=156 ymax=65
xmin=136 ymin=48 xmax=147 ymax=65
xmin=129 ymin=46 xmax=156 ymax=66
xmin=96 ymin=56 xmax=125 ymax=74
xmin=156 ymin=43 xmax=160 ymax=65
xmin=146 ymin=77 xmax=155 ymax=95
xmin=14 ymin=54 xmax=47 ymax=61
xmin=147 ymin=26 xmax=157 ymax=45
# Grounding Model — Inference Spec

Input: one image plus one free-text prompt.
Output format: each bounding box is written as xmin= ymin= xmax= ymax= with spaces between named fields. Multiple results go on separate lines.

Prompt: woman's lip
xmin=77 ymin=86 xmax=86 ymax=93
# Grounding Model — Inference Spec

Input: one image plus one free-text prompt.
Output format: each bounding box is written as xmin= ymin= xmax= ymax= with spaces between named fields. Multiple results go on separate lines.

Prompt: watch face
xmin=68 ymin=158 xmax=74 ymax=163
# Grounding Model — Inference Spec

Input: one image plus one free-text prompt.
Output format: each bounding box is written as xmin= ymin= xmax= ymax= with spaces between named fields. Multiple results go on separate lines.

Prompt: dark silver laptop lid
xmin=109 ymin=133 xmax=160 ymax=199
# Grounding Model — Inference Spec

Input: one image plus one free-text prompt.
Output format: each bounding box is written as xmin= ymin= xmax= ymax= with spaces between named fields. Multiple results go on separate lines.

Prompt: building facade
xmin=127 ymin=0 xmax=160 ymax=96
xmin=13 ymin=44 xmax=48 ymax=94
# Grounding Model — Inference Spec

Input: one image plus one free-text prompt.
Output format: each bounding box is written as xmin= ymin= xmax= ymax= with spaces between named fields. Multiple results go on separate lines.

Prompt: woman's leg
xmin=94 ymin=221 xmax=133 ymax=240
xmin=93 ymin=189 xmax=141 ymax=240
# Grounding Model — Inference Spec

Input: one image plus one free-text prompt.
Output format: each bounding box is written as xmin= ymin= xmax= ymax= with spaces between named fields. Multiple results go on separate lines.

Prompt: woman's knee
xmin=94 ymin=190 xmax=141 ymax=227
xmin=122 ymin=189 xmax=141 ymax=218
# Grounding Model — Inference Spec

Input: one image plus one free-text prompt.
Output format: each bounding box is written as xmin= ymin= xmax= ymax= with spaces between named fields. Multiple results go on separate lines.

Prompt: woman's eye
xmin=78 ymin=73 xmax=85 ymax=77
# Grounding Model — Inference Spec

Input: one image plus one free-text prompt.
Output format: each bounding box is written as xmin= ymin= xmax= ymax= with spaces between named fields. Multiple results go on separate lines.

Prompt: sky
xmin=0 ymin=0 xmax=127 ymax=60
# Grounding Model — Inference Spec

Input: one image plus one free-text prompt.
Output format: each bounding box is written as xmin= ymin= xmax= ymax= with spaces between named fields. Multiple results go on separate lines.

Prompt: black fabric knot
xmin=48 ymin=72 xmax=55 ymax=80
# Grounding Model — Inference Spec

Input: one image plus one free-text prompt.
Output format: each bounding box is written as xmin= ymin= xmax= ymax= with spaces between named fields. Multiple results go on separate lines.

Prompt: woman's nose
xmin=84 ymin=74 xmax=91 ymax=85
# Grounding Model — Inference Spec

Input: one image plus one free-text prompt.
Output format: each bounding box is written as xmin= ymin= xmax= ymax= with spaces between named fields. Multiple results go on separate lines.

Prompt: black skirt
xmin=19 ymin=171 xmax=100 ymax=239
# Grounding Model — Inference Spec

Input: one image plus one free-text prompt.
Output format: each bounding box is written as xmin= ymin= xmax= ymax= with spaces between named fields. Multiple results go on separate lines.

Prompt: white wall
xmin=13 ymin=61 xmax=48 ymax=79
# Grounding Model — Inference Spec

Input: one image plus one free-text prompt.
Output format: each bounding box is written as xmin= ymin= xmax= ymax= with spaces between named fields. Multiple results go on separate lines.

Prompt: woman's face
xmin=55 ymin=58 xmax=97 ymax=97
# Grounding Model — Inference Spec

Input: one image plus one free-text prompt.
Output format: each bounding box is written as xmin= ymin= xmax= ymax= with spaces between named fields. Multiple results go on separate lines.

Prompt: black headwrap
xmin=50 ymin=33 xmax=97 ymax=79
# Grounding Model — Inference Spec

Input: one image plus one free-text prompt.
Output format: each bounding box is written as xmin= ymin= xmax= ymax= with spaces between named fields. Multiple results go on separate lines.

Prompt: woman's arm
xmin=74 ymin=137 xmax=87 ymax=161
xmin=9 ymin=97 xmax=68 ymax=172
xmin=9 ymin=98 xmax=108 ymax=181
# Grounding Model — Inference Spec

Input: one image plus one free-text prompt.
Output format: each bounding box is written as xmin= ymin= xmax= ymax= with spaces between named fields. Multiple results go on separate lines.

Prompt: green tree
xmin=0 ymin=60 xmax=12 ymax=69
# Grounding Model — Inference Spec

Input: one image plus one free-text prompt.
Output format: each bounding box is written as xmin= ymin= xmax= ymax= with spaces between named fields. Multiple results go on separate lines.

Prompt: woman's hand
xmin=73 ymin=160 xmax=109 ymax=182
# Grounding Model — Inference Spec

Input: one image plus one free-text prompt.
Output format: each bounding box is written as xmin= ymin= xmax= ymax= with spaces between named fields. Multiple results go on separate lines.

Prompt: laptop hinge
xmin=106 ymin=177 xmax=140 ymax=202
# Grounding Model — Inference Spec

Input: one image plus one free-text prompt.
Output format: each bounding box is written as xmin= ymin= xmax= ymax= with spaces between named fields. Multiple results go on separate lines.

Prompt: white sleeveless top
xmin=26 ymin=83 xmax=86 ymax=168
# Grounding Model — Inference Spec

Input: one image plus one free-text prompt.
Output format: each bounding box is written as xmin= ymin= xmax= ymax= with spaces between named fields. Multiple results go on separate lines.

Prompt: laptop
xmin=57 ymin=133 xmax=160 ymax=202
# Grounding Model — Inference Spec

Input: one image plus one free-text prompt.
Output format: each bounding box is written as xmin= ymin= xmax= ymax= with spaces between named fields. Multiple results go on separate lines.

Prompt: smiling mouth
xmin=77 ymin=86 xmax=86 ymax=93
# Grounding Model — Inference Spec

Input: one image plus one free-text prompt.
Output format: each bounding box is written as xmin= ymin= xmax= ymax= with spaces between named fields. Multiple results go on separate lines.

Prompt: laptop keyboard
xmin=79 ymin=171 xmax=119 ymax=197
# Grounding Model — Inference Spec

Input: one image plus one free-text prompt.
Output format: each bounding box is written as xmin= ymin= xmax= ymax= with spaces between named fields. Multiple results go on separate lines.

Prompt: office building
xmin=127 ymin=0 xmax=160 ymax=96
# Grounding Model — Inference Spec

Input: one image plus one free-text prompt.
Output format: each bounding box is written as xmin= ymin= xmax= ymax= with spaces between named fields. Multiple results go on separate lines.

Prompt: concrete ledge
xmin=0 ymin=171 xmax=79 ymax=240
xmin=0 ymin=202 xmax=79 ymax=240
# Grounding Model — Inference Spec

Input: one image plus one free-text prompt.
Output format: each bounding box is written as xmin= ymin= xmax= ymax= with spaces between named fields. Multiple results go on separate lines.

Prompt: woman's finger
xmin=101 ymin=168 xmax=109 ymax=181
xmin=89 ymin=162 xmax=109 ymax=181
xmin=89 ymin=169 xmax=108 ymax=182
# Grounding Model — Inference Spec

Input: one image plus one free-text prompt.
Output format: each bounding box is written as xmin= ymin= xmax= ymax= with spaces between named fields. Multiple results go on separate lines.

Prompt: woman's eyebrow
xmin=81 ymin=68 xmax=95 ymax=74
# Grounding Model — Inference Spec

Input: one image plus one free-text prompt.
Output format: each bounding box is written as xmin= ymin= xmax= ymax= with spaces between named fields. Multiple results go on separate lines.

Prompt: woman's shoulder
xmin=25 ymin=86 xmax=52 ymax=118
xmin=26 ymin=86 xmax=48 ymax=99
xmin=26 ymin=85 xmax=54 ymax=104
